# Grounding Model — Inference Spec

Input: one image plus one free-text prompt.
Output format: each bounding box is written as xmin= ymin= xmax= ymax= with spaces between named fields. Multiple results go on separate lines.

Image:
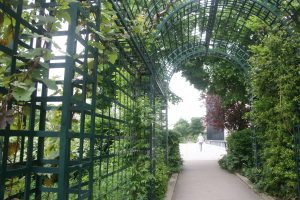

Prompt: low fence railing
xmin=206 ymin=140 xmax=227 ymax=148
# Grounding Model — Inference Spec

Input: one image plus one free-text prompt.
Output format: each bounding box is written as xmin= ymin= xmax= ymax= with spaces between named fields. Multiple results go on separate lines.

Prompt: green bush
xmin=168 ymin=130 xmax=183 ymax=173
xmin=242 ymin=167 xmax=261 ymax=184
xmin=219 ymin=129 xmax=253 ymax=171
xmin=219 ymin=154 xmax=241 ymax=172
xmin=248 ymin=28 xmax=299 ymax=199
xmin=257 ymin=129 xmax=297 ymax=199
xmin=155 ymin=150 xmax=170 ymax=200
xmin=152 ymin=130 xmax=183 ymax=200
xmin=227 ymin=128 xmax=253 ymax=168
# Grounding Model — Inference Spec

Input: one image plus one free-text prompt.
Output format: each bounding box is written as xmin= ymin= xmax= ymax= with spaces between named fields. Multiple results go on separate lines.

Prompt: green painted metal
xmin=0 ymin=0 xmax=157 ymax=199
xmin=58 ymin=3 xmax=77 ymax=199
xmin=159 ymin=41 xmax=249 ymax=81
xmin=151 ymin=0 xmax=298 ymax=81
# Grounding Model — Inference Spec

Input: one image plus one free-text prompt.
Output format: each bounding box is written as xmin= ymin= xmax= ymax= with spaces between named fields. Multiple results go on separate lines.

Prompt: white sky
xmin=168 ymin=72 xmax=206 ymax=129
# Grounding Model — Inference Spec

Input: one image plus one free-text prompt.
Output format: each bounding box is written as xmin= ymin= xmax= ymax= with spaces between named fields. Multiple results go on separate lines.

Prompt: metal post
xmin=165 ymin=99 xmax=169 ymax=165
xmin=58 ymin=3 xmax=78 ymax=199
xmin=148 ymin=75 xmax=156 ymax=200
xmin=294 ymin=126 xmax=300 ymax=199
xmin=251 ymin=126 xmax=259 ymax=169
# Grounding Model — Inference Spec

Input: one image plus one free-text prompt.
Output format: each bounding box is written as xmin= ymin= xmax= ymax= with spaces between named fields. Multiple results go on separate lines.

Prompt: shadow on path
xmin=172 ymin=143 xmax=261 ymax=200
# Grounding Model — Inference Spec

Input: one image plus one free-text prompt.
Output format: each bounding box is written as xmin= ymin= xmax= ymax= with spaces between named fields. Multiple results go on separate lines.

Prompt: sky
xmin=168 ymin=72 xmax=206 ymax=129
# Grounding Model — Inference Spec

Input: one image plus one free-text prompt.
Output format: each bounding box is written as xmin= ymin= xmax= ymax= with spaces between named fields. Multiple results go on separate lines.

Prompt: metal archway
xmin=158 ymin=40 xmax=249 ymax=81
xmin=148 ymin=0 xmax=299 ymax=81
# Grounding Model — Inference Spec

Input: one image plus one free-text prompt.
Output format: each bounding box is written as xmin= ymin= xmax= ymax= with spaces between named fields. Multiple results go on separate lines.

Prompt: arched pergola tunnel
xmin=0 ymin=0 xmax=299 ymax=199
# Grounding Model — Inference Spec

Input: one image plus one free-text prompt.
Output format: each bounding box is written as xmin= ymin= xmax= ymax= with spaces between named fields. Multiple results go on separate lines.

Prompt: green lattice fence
xmin=0 ymin=1 xmax=165 ymax=199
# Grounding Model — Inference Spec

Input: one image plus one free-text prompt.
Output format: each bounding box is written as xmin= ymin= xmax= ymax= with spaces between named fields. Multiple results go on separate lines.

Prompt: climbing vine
xmin=248 ymin=26 xmax=300 ymax=199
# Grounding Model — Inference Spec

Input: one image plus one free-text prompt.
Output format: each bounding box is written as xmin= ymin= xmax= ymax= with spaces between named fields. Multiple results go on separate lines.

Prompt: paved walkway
xmin=172 ymin=143 xmax=262 ymax=200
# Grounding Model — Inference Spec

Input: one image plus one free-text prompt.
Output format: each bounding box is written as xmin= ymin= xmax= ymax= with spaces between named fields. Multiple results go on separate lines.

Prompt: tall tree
xmin=205 ymin=95 xmax=225 ymax=130
xmin=173 ymin=118 xmax=190 ymax=137
xmin=180 ymin=57 xmax=249 ymax=132
xmin=189 ymin=117 xmax=205 ymax=136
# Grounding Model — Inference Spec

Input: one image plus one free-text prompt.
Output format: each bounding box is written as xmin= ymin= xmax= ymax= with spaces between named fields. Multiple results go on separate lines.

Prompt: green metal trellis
xmin=0 ymin=0 xmax=161 ymax=199
xmin=151 ymin=0 xmax=298 ymax=82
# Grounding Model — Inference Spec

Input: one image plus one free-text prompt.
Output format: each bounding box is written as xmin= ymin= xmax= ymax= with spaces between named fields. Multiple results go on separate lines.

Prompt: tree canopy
xmin=173 ymin=117 xmax=205 ymax=141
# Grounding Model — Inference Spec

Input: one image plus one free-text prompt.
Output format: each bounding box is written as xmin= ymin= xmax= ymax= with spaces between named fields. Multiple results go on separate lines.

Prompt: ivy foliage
xmin=167 ymin=130 xmax=183 ymax=173
xmin=120 ymin=97 xmax=182 ymax=200
xmin=220 ymin=16 xmax=300 ymax=199
xmin=0 ymin=1 xmax=182 ymax=199
xmin=180 ymin=57 xmax=248 ymax=106
xmin=248 ymin=26 xmax=300 ymax=199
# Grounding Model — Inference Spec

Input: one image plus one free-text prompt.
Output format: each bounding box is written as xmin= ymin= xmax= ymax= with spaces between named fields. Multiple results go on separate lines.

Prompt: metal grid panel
xmin=0 ymin=1 xmax=102 ymax=199
xmin=149 ymin=0 xmax=299 ymax=81
xmin=0 ymin=1 xmax=158 ymax=199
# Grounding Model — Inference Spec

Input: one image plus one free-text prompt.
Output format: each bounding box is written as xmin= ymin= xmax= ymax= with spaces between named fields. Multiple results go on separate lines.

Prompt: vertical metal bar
xmin=88 ymin=2 xmax=101 ymax=199
xmin=165 ymin=99 xmax=169 ymax=165
xmin=180 ymin=11 xmax=184 ymax=50
xmin=58 ymin=3 xmax=78 ymax=199
xmin=187 ymin=4 xmax=190 ymax=45
xmin=0 ymin=1 xmax=23 ymax=199
xmin=250 ymin=96 xmax=259 ymax=169
xmin=251 ymin=126 xmax=259 ymax=169
xmin=26 ymin=15 xmax=44 ymax=197
xmin=78 ymin=38 xmax=87 ymax=200
xmin=35 ymin=1 xmax=48 ymax=198
xmin=205 ymin=0 xmax=219 ymax=51
xmin=148 ymin=74 xmax=156 ymax=200
xmin=294 ymin=125 xmax=300 ymax=199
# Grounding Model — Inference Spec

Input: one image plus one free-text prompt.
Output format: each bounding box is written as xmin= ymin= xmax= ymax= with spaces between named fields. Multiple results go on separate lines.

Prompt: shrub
xmin=219 ymin=154 xmax=241 ymax=172
xmin=168 ymin=130 xmax=183 ymax=173
xmin=227 ymin=128 xmax=253 ymax=168
xmin=155 ymin=150 xmax=169 ymax=200
xmin=219 ymin=129 xmax=253 ymax=171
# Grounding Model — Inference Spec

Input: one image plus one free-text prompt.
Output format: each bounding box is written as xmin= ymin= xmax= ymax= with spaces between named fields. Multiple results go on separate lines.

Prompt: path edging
xmin=235 ymin=173 xmax=277 ymax=200
xmin=164 ymin=173 xmax=179 ymax=200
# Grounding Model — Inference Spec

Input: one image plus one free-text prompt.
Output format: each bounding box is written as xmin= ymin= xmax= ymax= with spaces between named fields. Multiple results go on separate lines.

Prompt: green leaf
xmin=36 ymin=77 xmax=58 ymax=90
xmin=35 ymin=15 xmax=56 ymax=24
xmin=23 ymin=106 xmax=30 ymax=116
xmin=20 ymin=48 xmax=53 ymax=61
xmin=72 ymin=94 xmax=83 ymax=102
xmin=20 ymin=48 xmax=42 ymax=59
xmin=56 ymin=8 xmax=71 ymax=23
xmin=40 ymin=62 xmax=49 ymax=69
xmin=12 ymin=86 xmax=36 ymax=101
xmin=88 ymin=41 xmax=105 ymax=53
xmin=43 ymin=49 xmax=54 ymax=61
xmin=108 ymin=52 xmax=118 ymax=64
xmin=11 ymin=81 xmax=28 ymax=90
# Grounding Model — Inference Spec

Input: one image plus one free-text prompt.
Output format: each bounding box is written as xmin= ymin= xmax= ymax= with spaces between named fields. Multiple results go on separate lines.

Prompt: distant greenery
xmin=173 ymin=118 xmax=189 ymax=138
xmin=190 ymin=117 xmax=205 ymax=137
xmin=172 ymin=117 xmax=205 ymax=142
